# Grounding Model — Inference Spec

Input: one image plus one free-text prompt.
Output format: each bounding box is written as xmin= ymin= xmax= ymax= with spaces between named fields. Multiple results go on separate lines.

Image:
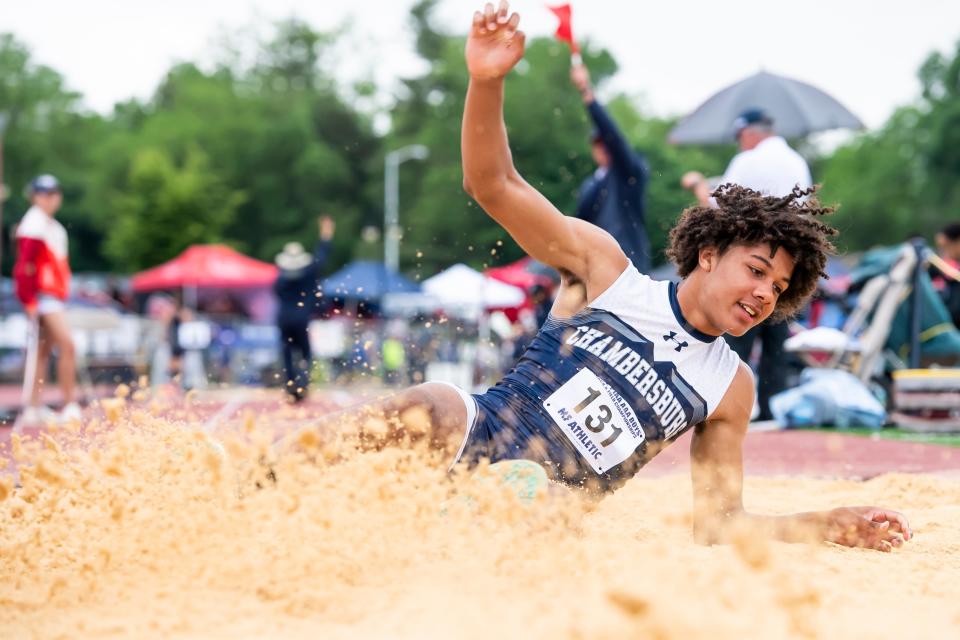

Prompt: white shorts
xmin=37 ymin=294 xmax=66 ymax=316
xmin=430 ymin=381 xmax=479 ymax=468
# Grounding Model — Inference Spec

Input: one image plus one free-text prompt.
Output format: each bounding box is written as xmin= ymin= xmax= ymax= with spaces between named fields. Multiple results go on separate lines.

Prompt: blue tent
xmin=320 ymin=261 xmax=420 ymax=303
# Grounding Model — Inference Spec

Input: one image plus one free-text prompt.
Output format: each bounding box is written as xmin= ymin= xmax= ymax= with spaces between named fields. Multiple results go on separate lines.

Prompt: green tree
xmin=818 ymin=38 xmax=960 ymax=251
xmin=104 ymin=147 xmax=242 ymax=270
xmin=81 ymin=20 xmax=380 ymax=273
xmin=917 ymin=42 xmax=960 ymax=217
xmin=816 ymin=107 xmax=930 ymax=252
xmin=0 ymin=33 xmax=110 ymax=271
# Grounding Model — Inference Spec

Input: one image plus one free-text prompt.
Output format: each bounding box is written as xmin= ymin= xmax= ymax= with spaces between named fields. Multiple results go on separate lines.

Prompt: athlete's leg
xmin=30 ymin=321 xmax=52 ymax=407
xmin=285 ymin=382 xmax=470 ymax=456
xmin=40 ymin=311 xmax=77 ymax=404
xmin=292 ymin=323 xmax=312 ymax=400
xmin=279 ymin=324 xmax=298 ymax=400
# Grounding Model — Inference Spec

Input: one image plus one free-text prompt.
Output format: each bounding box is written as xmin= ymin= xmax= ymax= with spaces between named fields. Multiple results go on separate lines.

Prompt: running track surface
xmin=1 ymin=389 xmax=958 ymax=480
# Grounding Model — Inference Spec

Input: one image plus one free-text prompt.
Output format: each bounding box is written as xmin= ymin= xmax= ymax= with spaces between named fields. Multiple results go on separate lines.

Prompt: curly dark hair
xmin=666 ymin=184 xmax=838 ymax=321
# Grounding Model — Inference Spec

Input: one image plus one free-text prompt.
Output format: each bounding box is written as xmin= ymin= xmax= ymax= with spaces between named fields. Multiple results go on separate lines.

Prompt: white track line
xmin=202 ymin=393 xmax=248 ymax=433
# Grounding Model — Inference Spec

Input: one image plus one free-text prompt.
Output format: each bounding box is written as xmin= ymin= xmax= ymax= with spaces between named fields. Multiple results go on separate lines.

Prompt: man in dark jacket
xmin=571 ymin=62 xmax=651 ymax=273
xmin=273 ymin=215 xmax=335 ymax=402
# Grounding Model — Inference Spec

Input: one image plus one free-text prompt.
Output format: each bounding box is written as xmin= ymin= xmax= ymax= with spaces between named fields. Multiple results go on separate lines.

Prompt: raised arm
xmin=571 ymin=63 xmax=646 ymax=180
xmin=462 ymin=1 xmax=626 ymax=296
xmin=680 ymin=172 xmax=715 ymax=208
xmin=690 ymin=363 xmax=912 ymax=551
xmin=313 ymin=215 xmax=335 ymax=272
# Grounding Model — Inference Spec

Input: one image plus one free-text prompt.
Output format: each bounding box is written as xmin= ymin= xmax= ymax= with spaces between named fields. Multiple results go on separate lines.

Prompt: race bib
xmin=543 ymin=368 xmax=646 ymax=474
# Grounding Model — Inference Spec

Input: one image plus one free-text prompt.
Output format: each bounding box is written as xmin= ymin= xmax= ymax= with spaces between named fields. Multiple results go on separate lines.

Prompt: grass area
xmin=798 ymin=426 xmax=960 ymax=448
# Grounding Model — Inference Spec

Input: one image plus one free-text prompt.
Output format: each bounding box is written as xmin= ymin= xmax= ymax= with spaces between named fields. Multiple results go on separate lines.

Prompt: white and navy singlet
xmin=457 ymin=264 xmax=741 ymax=492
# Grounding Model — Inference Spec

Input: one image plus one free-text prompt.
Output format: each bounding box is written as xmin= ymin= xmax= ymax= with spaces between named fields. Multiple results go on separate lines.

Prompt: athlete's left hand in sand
xmin=822 ymin=506 xmax=913 ymax=552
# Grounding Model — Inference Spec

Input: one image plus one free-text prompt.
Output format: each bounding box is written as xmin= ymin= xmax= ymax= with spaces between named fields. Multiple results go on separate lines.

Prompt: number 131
xmin=574 ymin=387 xmax=623 ymax=447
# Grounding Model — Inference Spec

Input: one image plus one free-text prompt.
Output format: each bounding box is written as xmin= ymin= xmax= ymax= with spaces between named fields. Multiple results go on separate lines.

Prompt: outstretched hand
xmin=465 ymin=1 xmax=525 ymax=80
xmin=570 ymin=63 xmax=591 ymax=93
xmin=318 ymin=215 xmax=335 ymax=241
xmin=681 ymin=171 xmax=705 ymax=191
xmin=823 ymin=506 xmax=913 ymax=552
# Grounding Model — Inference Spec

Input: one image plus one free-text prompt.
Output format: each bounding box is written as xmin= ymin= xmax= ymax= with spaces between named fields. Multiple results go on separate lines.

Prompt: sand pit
xmin=1 ymin=402 xmax=959 ymax=639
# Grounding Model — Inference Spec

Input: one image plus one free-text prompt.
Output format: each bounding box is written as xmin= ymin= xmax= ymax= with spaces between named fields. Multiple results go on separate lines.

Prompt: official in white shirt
xmin=681 ymin=109 xmax=812 ymax=421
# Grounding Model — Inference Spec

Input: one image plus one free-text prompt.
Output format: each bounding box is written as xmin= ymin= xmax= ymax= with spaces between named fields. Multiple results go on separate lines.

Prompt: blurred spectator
xmin=933 ymin=222 xmax=960 ymax=327
xmin=168 ymin=295 xmax=189 ymax=382
xmin=382 ymin=336 xmax=406 ymax=386
xmin=205 ymin=292 xmax=244 ymax=316
xmin=406 ymin=315 xmax=436 ymax=384
xmin=571 ymin=62 xmax=651 ymax=273
xmin=145 ymin=292 xmax=175 ymax=386
xmin=14 ymin=175 xmax=80 ymax=423
xmin=682 ymin=109 xmax=812 ymax=421
xmin=682 ymin=109 xmax=812 ymax=205
xmin=273 ymin=215 xmax=335 ymax=402
xmin=107 ymin=276 xmax=133 ymax=311
xmin=529 ymin=283 xmax=553 ymax=328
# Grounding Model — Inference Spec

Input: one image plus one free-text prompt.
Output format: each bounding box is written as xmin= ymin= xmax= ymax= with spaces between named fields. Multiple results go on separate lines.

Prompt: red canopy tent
xmin=484 ymin=258 xmax=558 ymax=322
xmin=131 ymin=244 xmax=278 ymax=291
xmin=484 ymin=257 xmax=554 ymax=292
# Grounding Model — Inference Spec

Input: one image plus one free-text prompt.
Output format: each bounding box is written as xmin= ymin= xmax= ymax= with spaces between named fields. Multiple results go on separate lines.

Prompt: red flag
xmin=547 ymin=3 xmax=579 ymax=54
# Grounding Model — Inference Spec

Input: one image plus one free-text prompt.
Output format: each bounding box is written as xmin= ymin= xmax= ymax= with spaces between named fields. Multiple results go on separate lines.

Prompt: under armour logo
xmin=663 ymin=331 xmax=688 ymax=352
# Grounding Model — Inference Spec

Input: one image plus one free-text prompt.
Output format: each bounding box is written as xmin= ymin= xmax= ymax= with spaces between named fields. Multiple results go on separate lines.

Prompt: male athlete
xmin=291 ymin=2 xmax=911 ymax=552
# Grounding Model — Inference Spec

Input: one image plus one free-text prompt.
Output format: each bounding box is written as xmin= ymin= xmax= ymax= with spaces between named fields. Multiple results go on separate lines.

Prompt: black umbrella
xmin=669 ymin=71 xmax=863 ymax=144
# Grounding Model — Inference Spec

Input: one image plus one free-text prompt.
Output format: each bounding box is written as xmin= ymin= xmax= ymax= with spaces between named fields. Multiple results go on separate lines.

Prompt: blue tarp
xmin=320 ymin=261 xmax=420 ymax=303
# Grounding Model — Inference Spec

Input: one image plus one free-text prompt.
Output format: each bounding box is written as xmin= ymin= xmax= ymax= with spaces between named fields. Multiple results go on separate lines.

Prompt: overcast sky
xmin=5 ymin=0 xmax=959 ymax=129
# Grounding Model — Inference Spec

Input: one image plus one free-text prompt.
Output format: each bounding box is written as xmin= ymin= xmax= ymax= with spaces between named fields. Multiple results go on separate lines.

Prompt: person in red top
xmin=14 ymin=174 xmax=80 ymax=423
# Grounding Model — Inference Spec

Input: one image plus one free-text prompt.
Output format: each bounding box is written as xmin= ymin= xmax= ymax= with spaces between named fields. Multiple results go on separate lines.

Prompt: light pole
xmin=384 ymin=144 xmax=428 ymax=273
